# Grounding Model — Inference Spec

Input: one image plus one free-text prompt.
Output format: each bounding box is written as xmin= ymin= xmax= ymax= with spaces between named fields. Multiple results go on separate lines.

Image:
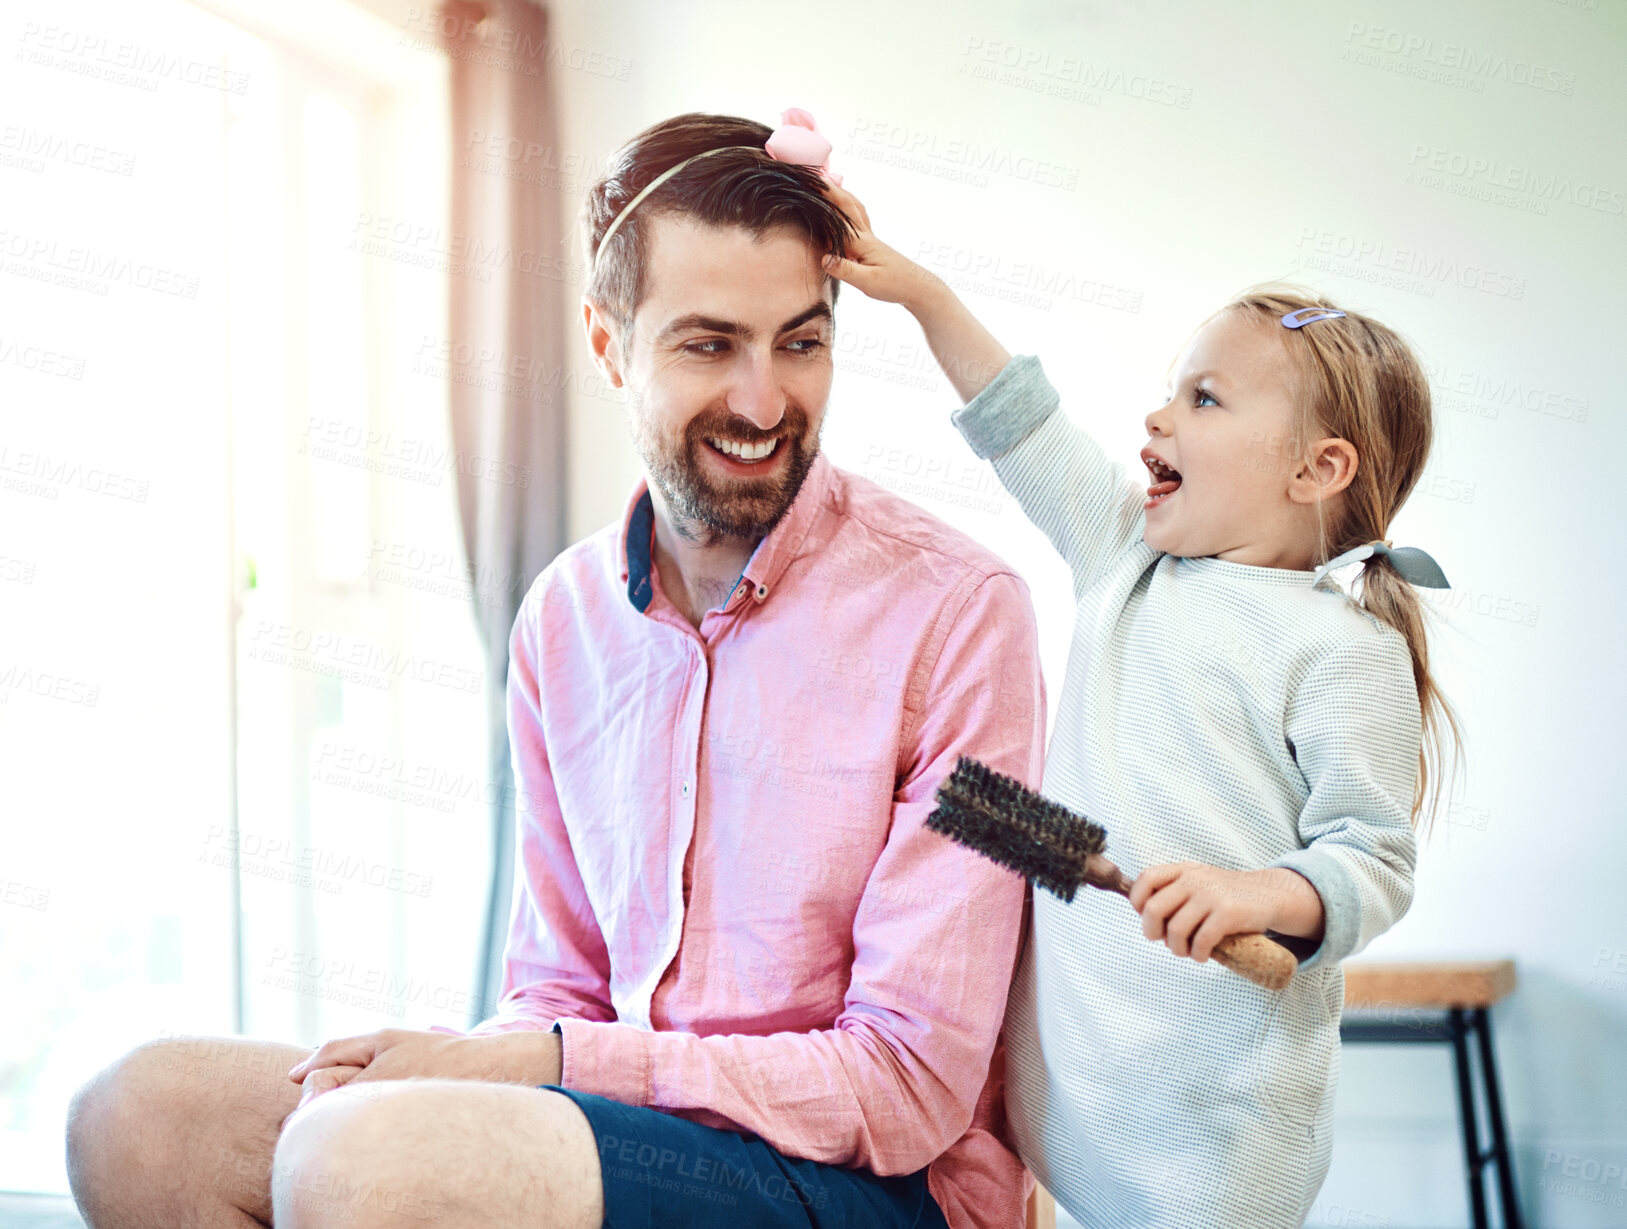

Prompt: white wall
xmin=541 ymin=1 xmax=1625 ymax=1225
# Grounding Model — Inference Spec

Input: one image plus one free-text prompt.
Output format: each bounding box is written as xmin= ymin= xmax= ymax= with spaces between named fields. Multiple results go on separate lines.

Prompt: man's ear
xmin=1288 ymin=437 xmax=1359 ymax=505
xmin=581 ymin=298 xmax=626 ymax=389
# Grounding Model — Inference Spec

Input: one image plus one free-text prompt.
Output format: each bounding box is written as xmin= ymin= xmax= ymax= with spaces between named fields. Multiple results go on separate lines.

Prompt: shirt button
xmin=754 ymin=583 xmax=768 ymax=601
xmin=681 ymin=780 xmax=691 ymax=798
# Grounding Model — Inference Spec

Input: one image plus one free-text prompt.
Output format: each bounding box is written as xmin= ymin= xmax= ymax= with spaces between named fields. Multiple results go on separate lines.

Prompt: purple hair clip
xmin=1281 ymin=307 xmax=1347 ymax=329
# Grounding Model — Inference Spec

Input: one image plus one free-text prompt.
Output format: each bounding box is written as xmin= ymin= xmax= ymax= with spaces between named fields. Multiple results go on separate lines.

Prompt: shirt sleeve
xmin=1272 ymin=631 xmax=1421 ymax=971
xmin=464 ymin=587 xmax=617 ymax=1035
xmin=949 ymin=354 xmax=1150 ymax=599
xmin=556 ymin=570 xmax=1047 ymax=1176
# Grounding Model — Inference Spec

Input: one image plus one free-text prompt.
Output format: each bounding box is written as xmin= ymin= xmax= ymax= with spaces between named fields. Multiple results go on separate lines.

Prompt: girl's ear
xmin=1289 ymin=437 xmax=1359 ymax=504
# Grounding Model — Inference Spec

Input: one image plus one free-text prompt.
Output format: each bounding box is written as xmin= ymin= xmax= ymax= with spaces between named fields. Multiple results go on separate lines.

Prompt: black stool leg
xmin=1452 ymin=1008 xmax=1490 ymax=1229
xmin=1472 ymin=1008 xmax=1524 ymax=1228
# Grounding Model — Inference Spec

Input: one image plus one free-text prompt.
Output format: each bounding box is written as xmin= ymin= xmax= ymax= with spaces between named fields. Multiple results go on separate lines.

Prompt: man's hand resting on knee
xmin=287 ymin=1028 xmax=563 ymax=1108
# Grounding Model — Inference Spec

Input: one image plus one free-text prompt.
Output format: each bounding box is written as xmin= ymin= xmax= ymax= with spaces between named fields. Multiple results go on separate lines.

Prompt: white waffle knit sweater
xmin=950 ymin=356 xmax=1420 ymax=1229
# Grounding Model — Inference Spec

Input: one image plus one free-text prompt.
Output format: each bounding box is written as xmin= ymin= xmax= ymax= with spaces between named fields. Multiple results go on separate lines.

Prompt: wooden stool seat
xmin=1341 ymin=959 xmax=1522 ymax=1229
xmin=1344 ymin=959 xmax=1516 ymax=1010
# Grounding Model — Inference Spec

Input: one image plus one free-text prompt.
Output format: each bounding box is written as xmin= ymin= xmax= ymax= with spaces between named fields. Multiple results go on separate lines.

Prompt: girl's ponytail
xmin=1353 ymin=556 xmax=1463 ymax=830
xmin=1223 ymin=284 xmax=1463 ymax=830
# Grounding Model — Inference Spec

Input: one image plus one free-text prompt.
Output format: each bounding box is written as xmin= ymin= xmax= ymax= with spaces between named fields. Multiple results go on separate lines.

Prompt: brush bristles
xmin=940 ymin=759 xmax=1105 ymax=858
xmin=925 ymin=756 xmax=1107 ymax=902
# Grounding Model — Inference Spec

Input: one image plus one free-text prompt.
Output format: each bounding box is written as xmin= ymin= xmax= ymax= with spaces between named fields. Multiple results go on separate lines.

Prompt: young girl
xmin=820 ymin=186 xmax=1458 ymax=1228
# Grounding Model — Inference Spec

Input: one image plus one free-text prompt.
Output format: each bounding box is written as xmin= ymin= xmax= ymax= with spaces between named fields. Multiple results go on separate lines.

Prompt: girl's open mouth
xmin=1144 ymin=454 xmax=1182 ymax=506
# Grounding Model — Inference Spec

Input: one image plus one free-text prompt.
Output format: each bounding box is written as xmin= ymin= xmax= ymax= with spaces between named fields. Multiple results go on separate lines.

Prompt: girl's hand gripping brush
xmin=925 ymin=756 xmax=1298 ymax=992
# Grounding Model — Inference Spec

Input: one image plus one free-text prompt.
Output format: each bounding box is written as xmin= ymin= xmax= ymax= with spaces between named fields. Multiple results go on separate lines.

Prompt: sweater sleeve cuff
xmin=1269 ymin=847 xmax=1361 ymax=972
xmin=557 ymin=1017 xmax=652 ymax=1106
xmin=949 ymin=355 xmax=1059 ymax=459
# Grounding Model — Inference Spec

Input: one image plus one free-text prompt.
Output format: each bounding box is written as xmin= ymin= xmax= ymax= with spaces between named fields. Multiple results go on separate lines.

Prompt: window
xmin=1 ymin=0 xmax=487 ymax=1192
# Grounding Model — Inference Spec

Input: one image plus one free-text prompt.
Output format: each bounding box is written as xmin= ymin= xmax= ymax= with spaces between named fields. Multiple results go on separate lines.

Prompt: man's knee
xmin=67 ymin=1035 xmax=308 ymax=1221
xmin=68 ymin=1040 xmax=179 ymax=1171
xmin=274 ymin=1082 xmax=600 ymax=1229
xmin=273 ymin=1083 xmax=447 ymax=1228
xmin=66 ymin=1038 xmax=196 ymax=1222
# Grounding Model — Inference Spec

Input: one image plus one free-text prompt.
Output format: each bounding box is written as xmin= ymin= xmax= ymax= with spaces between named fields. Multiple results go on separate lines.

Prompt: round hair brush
xmin=925 ymin=756 xmax=1297 ymax=991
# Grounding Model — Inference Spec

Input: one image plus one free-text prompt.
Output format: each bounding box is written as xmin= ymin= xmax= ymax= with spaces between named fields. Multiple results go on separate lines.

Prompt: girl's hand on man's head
xmin=819 ymin=182 xmax=947 ymax=313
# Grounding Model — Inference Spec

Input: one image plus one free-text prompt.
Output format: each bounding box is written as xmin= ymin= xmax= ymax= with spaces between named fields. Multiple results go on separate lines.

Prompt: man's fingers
xmin=296 ymin=1063 xmax=365 ymax=1107
xmin=288 ymin=1032 xmax=385 ymax=1081
xmin=286 ymin=1046 xmax=319 ymax=1082
xmin=308 ymin=1065 xmax=359 ymax=1092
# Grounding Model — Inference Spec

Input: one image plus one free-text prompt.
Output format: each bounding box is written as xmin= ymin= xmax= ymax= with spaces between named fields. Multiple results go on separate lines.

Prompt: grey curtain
xmin=439 ymin=0 xmax=569 ymax=1027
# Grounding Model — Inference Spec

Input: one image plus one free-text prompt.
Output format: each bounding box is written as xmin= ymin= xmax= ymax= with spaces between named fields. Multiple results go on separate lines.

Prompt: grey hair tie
xmin=1312 ymin=541 xmax=1450 ymax=589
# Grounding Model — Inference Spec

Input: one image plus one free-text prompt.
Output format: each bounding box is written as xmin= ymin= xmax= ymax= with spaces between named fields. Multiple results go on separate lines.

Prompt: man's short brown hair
xmin=582 ymin=112 xmax=856 ymax=334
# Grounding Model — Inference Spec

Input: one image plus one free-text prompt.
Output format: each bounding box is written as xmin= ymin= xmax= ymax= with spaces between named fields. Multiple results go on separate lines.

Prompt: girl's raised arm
xmin=823 ymin=185 xmax=1149 ymax=595
xmin=821 ymin=184 xmax=1011 ymax=402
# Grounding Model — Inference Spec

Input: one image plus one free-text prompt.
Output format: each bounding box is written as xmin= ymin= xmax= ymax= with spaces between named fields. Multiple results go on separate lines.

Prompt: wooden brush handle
xmin=1087 ymin=854 xmax=1296 ymax=990
xmin=1210 ymin=932 xmax=1297 ymax=991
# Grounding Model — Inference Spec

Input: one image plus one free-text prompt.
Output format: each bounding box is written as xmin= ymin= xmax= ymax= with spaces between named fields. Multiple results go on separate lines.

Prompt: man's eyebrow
xmin=777 ymin=302 xmax=832 ymax=334
xmin=655 ymin=313 xmax=741 ymax=342
xmin=655 ymin=302 xmax=832 ymax=345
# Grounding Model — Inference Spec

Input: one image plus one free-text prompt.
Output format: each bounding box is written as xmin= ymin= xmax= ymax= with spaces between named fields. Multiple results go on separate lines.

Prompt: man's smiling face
xmin=599 ymin=213 xmax=836 ymax=544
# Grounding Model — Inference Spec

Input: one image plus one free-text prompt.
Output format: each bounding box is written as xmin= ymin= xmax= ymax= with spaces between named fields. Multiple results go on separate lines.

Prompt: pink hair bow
xmin=765 ymin=108 xmax=842 ymax=186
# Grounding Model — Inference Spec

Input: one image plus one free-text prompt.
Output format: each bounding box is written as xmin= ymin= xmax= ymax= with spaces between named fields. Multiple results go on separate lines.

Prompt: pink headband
xmin=592 ymin=108 xmax=841 ymax=270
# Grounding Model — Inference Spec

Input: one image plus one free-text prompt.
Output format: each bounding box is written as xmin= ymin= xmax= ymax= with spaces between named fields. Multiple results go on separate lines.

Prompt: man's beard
xmin=632 ymin=401 xmax=821 ymax=546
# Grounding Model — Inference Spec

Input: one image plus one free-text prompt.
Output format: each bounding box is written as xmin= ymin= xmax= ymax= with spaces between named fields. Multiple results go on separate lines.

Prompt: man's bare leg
xmin=66 ymin=1035 xmax=313 ymax=1228
xmin=271 ymin=1078 xmax=603 ymax=1229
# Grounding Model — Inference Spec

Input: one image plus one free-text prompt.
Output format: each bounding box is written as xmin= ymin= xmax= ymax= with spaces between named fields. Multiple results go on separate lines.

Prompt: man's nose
xmin=726 ymin=351 xmax=786 ymax=432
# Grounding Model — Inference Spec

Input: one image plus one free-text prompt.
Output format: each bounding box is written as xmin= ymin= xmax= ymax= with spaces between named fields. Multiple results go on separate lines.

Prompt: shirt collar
xmin=621 ymin=487 xmax=657 ymax=612
xmin=616 ymin=450 xmax=835 ymax=614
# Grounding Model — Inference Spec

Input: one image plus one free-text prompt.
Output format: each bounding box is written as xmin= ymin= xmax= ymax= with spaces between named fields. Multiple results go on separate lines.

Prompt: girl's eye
xmin=1195 ymin=388 xmax=1218 ymax=407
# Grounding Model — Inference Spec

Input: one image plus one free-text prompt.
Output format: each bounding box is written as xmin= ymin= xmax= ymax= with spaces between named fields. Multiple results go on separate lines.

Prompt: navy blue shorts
xmin=544 ymin=1085 xmax=951 ymax=1229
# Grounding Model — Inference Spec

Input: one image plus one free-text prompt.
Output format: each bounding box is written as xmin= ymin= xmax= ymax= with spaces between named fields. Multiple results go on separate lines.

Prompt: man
xmin=66 ymin=112 xmax=1045 ymax=1229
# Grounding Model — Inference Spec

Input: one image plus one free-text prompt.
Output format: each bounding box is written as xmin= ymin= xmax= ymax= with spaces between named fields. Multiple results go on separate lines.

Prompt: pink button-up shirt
xmin=468 ymin=450 xmax=1045 ymax=1229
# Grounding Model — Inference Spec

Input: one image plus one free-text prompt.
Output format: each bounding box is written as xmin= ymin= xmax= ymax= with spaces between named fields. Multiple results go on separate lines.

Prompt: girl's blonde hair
xmin=1221 ymin=284 xmax=1461 ymax=829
